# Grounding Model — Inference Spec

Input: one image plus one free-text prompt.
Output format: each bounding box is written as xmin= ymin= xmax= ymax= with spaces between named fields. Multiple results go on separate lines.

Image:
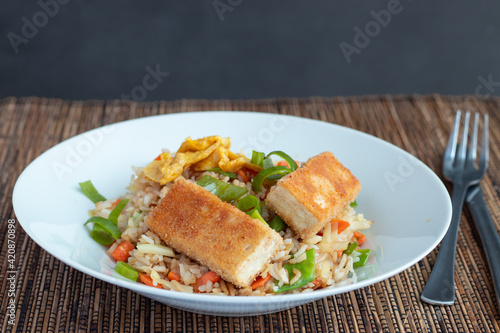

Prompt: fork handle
xmin=421 ymin=183 xmax=468 ymax=305
xmin=466 ymin=186 xmax=500 ymax=310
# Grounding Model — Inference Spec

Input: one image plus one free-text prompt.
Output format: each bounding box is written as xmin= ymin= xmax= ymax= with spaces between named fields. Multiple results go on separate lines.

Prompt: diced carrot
xmin=139 ymin=273 xmax=163 ymax=289
xmin=277 ymin=160 xmax=300 ymax=168
xmin=337 ymin=250 xmax=343 ymax=258
xmin=312 ymin=278 xmax=321 ymax=286
xmin=193 ymin=271 xmax=220 ymax=292
xmin=113 ymin=199 xmax=121 ymax=207
xmin=237 ymin=169 xmax=249 ymax=183
xmin=167 ymin=271 xmax=181 ymax=282
xmin=353 ymin=231 xmax=366 ymax=245
xmin=111 ymin=241 xmax=135 ymax=262
xmin=277 ymin=160 xmax=289 ymax=167
xmin=251 ymin=274 xmax=272 ymax=290
xmin=154 ymin=154 xmax=162 ymax=161
xmin=318 ymin=219 xmax=350 ymax=236
xmin=334 ymin=219 xmax=350 ymax=234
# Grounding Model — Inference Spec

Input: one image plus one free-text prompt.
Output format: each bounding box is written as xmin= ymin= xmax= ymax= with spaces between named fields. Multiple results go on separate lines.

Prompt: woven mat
xmin=1 ymin=95 xmax=499 ymax=332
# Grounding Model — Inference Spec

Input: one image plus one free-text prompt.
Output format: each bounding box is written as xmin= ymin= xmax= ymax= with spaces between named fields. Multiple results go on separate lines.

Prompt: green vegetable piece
xmin=262 ymin=157 xmax=274 ymax=170
xmin=90 ymin=224 xmax=115 ymax=245
xmin=84 ymin=216 xmax=122 ymax=240
xmin=250 ymin=209 xmax=267 ymax=224
xmin=206 ymin=168 xmax=238 ymax=179
xmin=237 ymin=195 xmax=262 ymax=215
xmin=108 ymin=199 xmax=130 ymax=225
xmin=252 ymin=166 xmax=292 ymax=193
xmin=350 ymin=200 xmax=358 ymax=208
xmin=343 ymin=241 xmax=359 ymax=256
xmin=353 ymin=249 xmax=370 ymax=268
xmin=251 ymin=151 xmax=265 ymax=166
xmin=266 ymin=151 xmax=298 ymax=171
xmin=262 ymin=157 xmax=282 ymax=180
xmin=114 ymin=261 xmax=139 ymax=281
xmin=197 ymin=175 xmax=248 ymax=203
xmin=275 ymin=249 xmax=315 ymax=293
xmin=79 ymin=180 xmax=106 ymax=204
xmin=268 ymin=215 xmax=286 ymax=232
xmin=237 ymin=195 xmax=266 ymax=223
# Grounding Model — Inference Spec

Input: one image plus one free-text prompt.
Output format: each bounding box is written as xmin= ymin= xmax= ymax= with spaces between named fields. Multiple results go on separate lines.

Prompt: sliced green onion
xmin=237 ymin=195 xmax=266 ymax=223
xmin=206 ymin=168 xmax=238 ymax=179
xmin=275 ymin=249 xmax=315 ymax=293
xmin=353 ymin=249 xmax=370 ymax=268
xmin=79 ymin=180 xmax=106 ymax=204
xmin=136 ymin=244 xmax=175 ymax=257
xmin=108 ymin=199 xmax=130 ymax=225
xmin=84 ymin=216 xmax=121 ymax=240
xmin=237 ymin=195 xmax=262 ymax=214
xmin=197 ymin=175 xmax=248 ymax=203
xmin=250 ymin=209 xmax=266 ymax=224
xmin=262 ymin=157 xmax=274 ymax=170
xmin=114 ymin=261 xmax=139 ymax=281
xmin=90 ymin=224 xmax=115 ymax=245
xmin=266 ymin=151 xmax=298 ymax=171
xmin=251 ymin=151 xmax=265 ymax=166
xmin=251 ymin=166 xmax=292 ymax=193
xmin=350 ymin=200 xmax=358 ymax=208
xmin=343 ymin=241 xmax=358 ymax=256
xmin=268 ymin=215 xmax=286 ymax=232
xmin=263 ymin=157 xmax=282 ymax=180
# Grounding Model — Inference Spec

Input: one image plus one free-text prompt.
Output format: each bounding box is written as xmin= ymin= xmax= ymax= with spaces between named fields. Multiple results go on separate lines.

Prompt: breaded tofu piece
xmin=265 ymin=152 xmax=361 ymax=240
xmin=147 ymin=178 xmax=284 ymax=288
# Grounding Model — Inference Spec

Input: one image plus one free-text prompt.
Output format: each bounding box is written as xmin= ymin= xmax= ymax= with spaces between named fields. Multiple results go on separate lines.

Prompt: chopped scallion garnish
xmin=197 ymin=175 xmax=248 ymax=203
xmin=79 ymin=180 xmax=106 ymax=203
xmin=108 ymin=199 xmax=130 ymax=225
xmin=352 ymin=249 xmax=370 ymax=268
xmin=343 ymin=241 xmax=358 ymax=256
xmin=262 ymin=157 xmax=274 ymax=170
xmin=114 ymin=261 xmax=139 ymax=281
xmin=90 ymin=224 xmax=115 ymax=245
xmin=266 ymin=151 xmax=298 ymax=171
xmin=84 ymin=216 xmax=122 ymax=241
xmin=237 ymin=195 xmax=262 ymax=215
xmin=250 ymin=209 xmax=266 ymax=224
xmin=251 ymin=151 xmax=265 ymax=166
xmin=251 ymin=166 xmax=292 ymax=193
xmin=268 ymin=215 xmax=286 ymax=232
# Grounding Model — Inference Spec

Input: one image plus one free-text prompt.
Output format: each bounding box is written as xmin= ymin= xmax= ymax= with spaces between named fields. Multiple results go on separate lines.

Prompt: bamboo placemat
xmin=0 ymin=95 xmax=499 ymax=332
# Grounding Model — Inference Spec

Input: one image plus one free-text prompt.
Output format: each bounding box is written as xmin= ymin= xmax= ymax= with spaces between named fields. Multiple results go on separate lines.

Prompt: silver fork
xmin=421 ymin=111 xmax=489 ymax=305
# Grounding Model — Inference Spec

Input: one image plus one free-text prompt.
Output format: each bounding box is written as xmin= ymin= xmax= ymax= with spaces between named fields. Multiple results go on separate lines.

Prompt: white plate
xmin=13 ymin=112 xmax=452 ymax=316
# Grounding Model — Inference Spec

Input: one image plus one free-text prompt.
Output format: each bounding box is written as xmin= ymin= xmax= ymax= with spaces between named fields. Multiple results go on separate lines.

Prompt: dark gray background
xmin=1 ymin=1 xmax=500 ymax=101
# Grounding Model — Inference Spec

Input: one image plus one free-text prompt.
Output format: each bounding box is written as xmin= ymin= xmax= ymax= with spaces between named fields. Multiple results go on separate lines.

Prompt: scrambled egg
xmin=144 ymin=136 xmax=262 ymax=185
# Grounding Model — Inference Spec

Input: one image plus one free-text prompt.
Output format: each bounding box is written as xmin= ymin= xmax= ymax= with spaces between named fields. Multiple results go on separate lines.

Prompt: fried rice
xmin=93 ymin=163 xmax=372 ymax=296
